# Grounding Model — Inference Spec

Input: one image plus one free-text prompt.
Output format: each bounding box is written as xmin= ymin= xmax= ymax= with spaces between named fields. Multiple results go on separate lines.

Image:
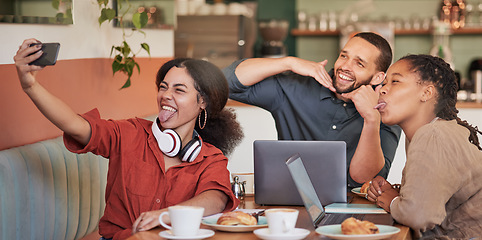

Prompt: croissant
xmin=216 ymin=211 xmax=257 ymax=225
xmin=360 ymin=181 xmax=370 ymax=194
xmin=341 ymin=217 xmax=379 ymax=235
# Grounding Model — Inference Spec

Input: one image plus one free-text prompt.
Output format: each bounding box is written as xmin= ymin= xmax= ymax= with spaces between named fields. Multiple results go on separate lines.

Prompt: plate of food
xmin=351 ymin=187 xmax=366 ymax=198
xmin=316 ymin=217 xmax=400 ymax=240
xmin=202 ymin=209 xmax=267 ymax=232
xmin=351 ymin=181 xmax=370 ymax=198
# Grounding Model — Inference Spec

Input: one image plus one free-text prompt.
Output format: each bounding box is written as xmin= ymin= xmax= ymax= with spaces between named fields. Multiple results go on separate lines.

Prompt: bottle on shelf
xmin=429 ymin=20 xmax=454 ymax=69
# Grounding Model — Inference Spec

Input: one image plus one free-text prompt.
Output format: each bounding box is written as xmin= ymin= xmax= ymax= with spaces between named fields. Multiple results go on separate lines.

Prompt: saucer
xmin=159 ymin=229 xmax=215 ymax=240
xmin=253 ymin=228 xmax=310 ymax=240
xmin=316 ymin=224 xmax=400 ymax=240
xmin=202 ymin=209 xmax=268 ymax=232
xmin=351 ymin=187 xmax=367 ymax=198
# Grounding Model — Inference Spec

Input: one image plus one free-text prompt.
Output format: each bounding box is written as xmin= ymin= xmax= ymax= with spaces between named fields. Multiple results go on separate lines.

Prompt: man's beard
xmin=333 ymin=76 xmax=371 ymax=94
xmin=333 ymin=78 xmax=361 ymax=94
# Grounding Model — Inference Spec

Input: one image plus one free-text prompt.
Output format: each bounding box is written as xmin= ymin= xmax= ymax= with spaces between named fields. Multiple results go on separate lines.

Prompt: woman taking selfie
xmin=366 ymin=54 xmax=482 ymax=238
xmin=14 ymin=39 xmax=244 ymax=240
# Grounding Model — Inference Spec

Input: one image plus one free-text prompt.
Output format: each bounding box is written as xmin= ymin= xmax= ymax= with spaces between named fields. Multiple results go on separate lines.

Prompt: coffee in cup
xmin=159 ymin=206 xmax=204 ymax=237
xmin=265 ymin=208 xmax=299 ymax=234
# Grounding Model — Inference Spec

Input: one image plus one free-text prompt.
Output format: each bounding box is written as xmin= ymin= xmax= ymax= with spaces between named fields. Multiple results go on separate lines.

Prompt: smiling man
xmin=223 ymin=32 xmax=401 ymax=188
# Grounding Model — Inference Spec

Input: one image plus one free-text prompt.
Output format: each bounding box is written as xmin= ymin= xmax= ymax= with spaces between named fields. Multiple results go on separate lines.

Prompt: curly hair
xmin=156 ymin=58 xmax=244 ymax=156
xmin=400 ymin=54 xmax=482 ymax=150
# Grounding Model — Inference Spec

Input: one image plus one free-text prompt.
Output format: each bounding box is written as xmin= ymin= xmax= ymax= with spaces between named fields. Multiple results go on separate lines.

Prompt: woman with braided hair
xmin=366 ymin=54 xmax=482 ymax=239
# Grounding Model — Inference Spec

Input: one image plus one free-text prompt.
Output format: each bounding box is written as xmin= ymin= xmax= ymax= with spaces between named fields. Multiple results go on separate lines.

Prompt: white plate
xmin=316 ymin=224 xmax=400 ymax=240
xmin=351 ymin=187 xmax=367 ymax=198
xmin=253 ymin=228 xmax=310 ymax=240
xmin=202 ymin=209 xmax=267 ymax=232
xmin=159 ymin=229 xmax=215 ymax=240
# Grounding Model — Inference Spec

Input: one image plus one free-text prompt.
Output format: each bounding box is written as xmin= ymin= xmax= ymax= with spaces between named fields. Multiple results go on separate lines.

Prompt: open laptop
xmin=285 ymin=153 xmax=394 ymax=226
xmin=253 ymin=140 xmax=346 ymax=206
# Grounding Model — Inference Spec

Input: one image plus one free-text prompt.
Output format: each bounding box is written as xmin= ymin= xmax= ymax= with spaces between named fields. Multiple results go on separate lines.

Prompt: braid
xmin=455 ymin=117 xmax=482 ymax=150
xmin=400 ymin=54 xmax=482 ymax=151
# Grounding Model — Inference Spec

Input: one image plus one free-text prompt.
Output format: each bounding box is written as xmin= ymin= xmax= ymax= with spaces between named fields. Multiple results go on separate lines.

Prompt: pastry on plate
xmin=341 ymin=217 xmax=379 ymax=235
xmin=216 ymin=211 xmax=257 ymax=226
xmin=360 ymin=181 xmax=371 ymax=194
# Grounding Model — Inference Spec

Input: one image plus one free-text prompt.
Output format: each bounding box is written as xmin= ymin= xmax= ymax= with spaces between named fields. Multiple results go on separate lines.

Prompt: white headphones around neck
xmin=151 ymin=118 xmax=202 ymax=162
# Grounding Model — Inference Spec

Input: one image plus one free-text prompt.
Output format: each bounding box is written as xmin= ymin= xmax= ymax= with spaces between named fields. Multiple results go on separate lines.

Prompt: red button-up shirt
xmin=64 ymin=109 xmax=238 ymax=239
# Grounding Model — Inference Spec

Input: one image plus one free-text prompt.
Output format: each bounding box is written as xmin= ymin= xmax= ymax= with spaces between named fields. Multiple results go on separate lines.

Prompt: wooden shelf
xmin=456 ymin=101 xmax=482 ymax=109
xmin=291 ymin=27 xmax=482 ymax=36
xmin=291 ymin=29 xmax=340 ymax=36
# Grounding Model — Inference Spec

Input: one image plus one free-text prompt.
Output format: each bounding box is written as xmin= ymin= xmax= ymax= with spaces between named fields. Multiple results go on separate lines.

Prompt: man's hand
xmin=287 ymin=58 xmax=336 ymax=92
xmin=341 ymin=84 xmax=382 ymax=123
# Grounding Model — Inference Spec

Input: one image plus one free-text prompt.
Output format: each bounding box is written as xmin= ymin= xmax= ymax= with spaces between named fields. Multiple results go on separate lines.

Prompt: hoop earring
xmin=198 ymin=108 xmax=207 ymax=129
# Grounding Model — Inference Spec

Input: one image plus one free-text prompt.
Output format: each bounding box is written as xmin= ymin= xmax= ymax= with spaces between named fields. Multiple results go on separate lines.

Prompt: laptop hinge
xmin=314 ymin=212 xmax=326 ymax=227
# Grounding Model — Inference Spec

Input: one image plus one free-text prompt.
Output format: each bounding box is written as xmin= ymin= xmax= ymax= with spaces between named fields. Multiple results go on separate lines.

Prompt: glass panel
xmin=0 ymin=0 xmax=73 ymax=25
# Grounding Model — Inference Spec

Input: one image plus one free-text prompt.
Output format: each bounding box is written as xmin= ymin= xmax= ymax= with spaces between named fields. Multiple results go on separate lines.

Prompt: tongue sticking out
xmin=374 ymin=102 xmax=387 ymax=110
xmin=158 ymin=109 xmax=176 ymax=122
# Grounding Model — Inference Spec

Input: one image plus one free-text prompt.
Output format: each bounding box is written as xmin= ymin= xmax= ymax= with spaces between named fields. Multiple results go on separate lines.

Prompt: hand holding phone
xmin=28 ymin=42 xmax=60 ymax=66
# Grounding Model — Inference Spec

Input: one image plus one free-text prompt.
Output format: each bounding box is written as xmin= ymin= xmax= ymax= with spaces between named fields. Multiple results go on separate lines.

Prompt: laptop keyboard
xmin=319 ymin=213 xmax=364 ymax=225
xmin=318 ymin=213 xmax=394 ymax=226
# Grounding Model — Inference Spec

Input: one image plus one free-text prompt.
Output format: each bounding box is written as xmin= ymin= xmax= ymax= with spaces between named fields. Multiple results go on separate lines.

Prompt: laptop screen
xmin=254 ymin=140 xmax=347 ymax=206
xmin=286 ymin=153 xmax=326 ymax=226
xmin=286 ymin=153 xmax=395 ymax=227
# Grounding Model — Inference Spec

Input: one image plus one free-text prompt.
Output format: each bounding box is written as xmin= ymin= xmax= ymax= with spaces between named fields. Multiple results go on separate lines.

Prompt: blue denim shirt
xmin=223 ymin=59 xmax=401 ymax=188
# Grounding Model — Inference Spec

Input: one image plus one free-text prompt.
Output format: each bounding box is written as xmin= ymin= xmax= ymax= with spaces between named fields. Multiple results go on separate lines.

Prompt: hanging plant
xmin=97 ymin=0 xmax=151 ymax=89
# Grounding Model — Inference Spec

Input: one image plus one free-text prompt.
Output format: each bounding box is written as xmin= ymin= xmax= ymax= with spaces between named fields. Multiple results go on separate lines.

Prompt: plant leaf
xmin=105 ymin=8 xmax=116 ymax=21
xmin=112 ymin=55 xmax=123 ymax=75
xmin=141 ymin=43 xmax=150 ymax=56
xmin=99 ymin=9 xmax=109 ymax=25
xmin=125 ymin=58 xmax=135 ymax=76
xmin=134 ymin=61 xmax=141 ymax=74
xmin=132 ymin=12 xmax=148 ymax=29
xmin=120 ymin=78 xmax=131 ymax=89
xmin=121 ymin=41 xmax=131 ymax=58
xmin=97 ymin=0 xmax=109 ymax=7
xmin=138 ymin=29 xmax=146 ymax=37
xmin=132 ymin=12 xmax=142 ymax=29
xmin=52 ymin=0 xmax=60 ymax=10
xmin=139 ymin=12 xmax=149 ymax=28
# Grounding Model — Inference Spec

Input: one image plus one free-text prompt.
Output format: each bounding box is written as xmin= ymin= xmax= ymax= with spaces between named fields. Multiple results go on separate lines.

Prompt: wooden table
xmin=127 ymin=194 xmax=412 ymax=240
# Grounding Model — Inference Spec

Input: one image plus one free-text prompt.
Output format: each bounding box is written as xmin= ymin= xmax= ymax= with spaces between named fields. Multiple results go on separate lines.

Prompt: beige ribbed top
xmin=391 ymin=119 xmax=482 ymax=239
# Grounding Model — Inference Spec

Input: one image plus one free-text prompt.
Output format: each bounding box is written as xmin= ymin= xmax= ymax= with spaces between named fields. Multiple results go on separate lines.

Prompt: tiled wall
xmin=295 ymin=0 xmax=482 ymax=80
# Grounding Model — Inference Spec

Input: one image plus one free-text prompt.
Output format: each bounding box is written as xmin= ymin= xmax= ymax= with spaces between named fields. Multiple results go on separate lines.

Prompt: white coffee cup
xmin=231 ymin=172 xmax=254 ymax=194
xmin=159 ymin=206 xmax=204 ymax=236
xmin=265 ymin=208 xmax=299 ymax=235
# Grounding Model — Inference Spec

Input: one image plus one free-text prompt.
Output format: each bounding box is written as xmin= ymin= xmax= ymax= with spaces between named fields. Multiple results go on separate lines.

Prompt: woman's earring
xmin=198 ymin=108 xmax=207 ymax=129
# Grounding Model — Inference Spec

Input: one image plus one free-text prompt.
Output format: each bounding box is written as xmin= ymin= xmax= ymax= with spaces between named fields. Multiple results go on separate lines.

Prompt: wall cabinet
xmin=175 ymin=15 xmax=256 ymax=69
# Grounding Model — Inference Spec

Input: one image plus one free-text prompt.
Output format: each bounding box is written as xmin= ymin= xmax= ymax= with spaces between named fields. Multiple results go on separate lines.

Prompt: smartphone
xmin=28 ymin=42 xmax=60 ymax=66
